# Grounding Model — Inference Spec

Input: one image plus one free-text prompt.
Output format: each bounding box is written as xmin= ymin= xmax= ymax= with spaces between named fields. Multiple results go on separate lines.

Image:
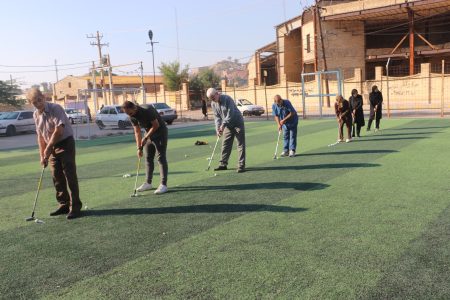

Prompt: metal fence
xmin=219 ymin=69 xmax=450 ymax=119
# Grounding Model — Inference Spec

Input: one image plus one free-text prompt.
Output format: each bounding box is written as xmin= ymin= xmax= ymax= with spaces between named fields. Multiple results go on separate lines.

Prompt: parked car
xmin=147 ymin=103 xmax=178 ymax=125
xmin=95 ymin=105 xmax=132 ymax=129
xmin=0 ymin=110 xmax=36 ymax=136
xmin=236 ymin=99 xmax=265 ymax=116
xmin=65 ymin=108 xmax=88 ymax=124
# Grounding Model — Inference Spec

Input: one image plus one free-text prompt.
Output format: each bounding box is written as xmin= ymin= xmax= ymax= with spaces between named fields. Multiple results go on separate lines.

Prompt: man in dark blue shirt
xmin=272 ymin=95 xmax=299 ymax=157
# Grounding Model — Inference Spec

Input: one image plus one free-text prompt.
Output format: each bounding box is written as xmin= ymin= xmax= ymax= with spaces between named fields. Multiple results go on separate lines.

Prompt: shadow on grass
xmin=172 ymin=182 xmax=329 ymax=192
xmin=356 ymin=137 xmax=427 ymax=142
xmin=84 ymin=204 xmax=308 ymax=216
xmin=366 ymin=131 xmax=441 ymax=137
xmin=247 ymin=163 xmax=380 ymax=171
xmin=387 ymin=126 xmax=449 ymax=131
xmin=299 ymin=150 xmax=398 ymax=156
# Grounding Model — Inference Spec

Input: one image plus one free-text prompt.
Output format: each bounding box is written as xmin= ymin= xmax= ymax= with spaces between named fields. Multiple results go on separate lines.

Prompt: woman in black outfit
xmin=349 ymin=89 xmax=365 ymax=138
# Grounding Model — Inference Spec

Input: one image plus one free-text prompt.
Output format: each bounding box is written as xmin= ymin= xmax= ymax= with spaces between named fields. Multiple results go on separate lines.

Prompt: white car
xmin=147 ymin=103 xmax=177 ymax=125
xmin=0 ymin=110 xmax=36 ymax=136
xmin=236 ymin=99 xmax=265 ymax=116
xmin=95 ymin=105 xmax=132 ymax=129
xmin=65 ymin=109 xmax=88 ymax=124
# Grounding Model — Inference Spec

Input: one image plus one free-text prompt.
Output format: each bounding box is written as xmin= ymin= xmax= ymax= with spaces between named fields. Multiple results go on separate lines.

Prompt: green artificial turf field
xmin=1 ymin=118 xmax=449 ymax=299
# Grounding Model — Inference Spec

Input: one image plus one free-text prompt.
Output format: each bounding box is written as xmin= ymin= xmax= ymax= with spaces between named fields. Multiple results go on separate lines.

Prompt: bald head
xmin=274 ymin=95 xmax=283 ymax=106
xmin=27 ymin=87 xmax=46 ymax=112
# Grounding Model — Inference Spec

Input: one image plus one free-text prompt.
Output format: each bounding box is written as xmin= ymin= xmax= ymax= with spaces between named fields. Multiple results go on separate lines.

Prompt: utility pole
xmin=316 ymin=0 xmax=330 ymax=107
xmin=10 ymin=74 xmax=13 ymax=87
xmin=107 ymin=54 xmax=114 ymax=104
xmin=147 ymin=30 xmax=159 ymax=103
xmin=54 ymin=59 xmax=59 ymax=82
xmin=140 ymin=61 xmax=147 ymax=104
xmin=91 ymin=61 xmax=98 ymax=112
xmin=87 ymin=31 xmax=108 ymax=104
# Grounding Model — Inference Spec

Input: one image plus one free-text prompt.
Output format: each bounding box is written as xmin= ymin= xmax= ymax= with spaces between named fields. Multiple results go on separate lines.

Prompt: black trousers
xmin=144 ymin=127 xmax=168 ymax=186
xmin=49 ymin=136 xmax=82 ymax=211
xmin=352 ymin=123 xmax=362 ymax=137
xmin=367 ymin=119 xmax=380 ymax=130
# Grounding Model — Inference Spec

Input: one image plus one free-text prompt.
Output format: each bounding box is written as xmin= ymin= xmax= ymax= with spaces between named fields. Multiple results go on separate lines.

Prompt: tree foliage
xmin=0 ymin=80 xmax=24 ymax=107
xmin=189 ymin=68 xmax=221 ymax=93
xmin=159 ymin=61 xmax=189 ymax=91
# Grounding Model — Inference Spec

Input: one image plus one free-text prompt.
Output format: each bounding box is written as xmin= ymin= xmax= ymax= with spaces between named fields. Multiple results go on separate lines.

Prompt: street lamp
xmin=147 ymin=30 xmax=159 ymax=103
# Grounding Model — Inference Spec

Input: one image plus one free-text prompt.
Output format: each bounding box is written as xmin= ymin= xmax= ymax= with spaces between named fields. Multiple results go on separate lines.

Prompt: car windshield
xmin=239 ymin=99 xmax=253 ymax=105
xmin=152 ymin=103 xmax=171 ymax=109
xmin=65 ymin=109 xmax=79 ymax=114
xmin=116 ymin=106 xmax=124 ymax=113
xmin=0 ymin=112 xmax=19 ymax=120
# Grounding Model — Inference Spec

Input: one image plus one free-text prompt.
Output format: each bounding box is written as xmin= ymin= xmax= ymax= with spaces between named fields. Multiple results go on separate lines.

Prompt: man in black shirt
xmin=122 ymin=101 xmax=168 ymax=194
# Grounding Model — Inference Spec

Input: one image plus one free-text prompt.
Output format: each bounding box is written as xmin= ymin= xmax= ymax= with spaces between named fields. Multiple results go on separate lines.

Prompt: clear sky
xmin=0 ymin=0 xmax=314 ymax=87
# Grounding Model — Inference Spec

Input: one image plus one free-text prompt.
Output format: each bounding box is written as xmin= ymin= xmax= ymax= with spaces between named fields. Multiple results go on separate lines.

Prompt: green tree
xmin=189 ymin=68 xmax=221 ymax=93
xmin=0 ymin=80 xmax=24 ymax=107
xmin=159 ymin=61 xmax=189 ymax=91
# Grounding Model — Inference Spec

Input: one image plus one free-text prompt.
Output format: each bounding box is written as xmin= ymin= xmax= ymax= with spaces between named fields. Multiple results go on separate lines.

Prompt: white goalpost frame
xmin=300 ymin=69 xmax=344 ymax=118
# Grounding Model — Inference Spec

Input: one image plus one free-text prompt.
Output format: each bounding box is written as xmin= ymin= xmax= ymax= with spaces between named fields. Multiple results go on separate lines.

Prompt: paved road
xmin=0 ymin=120 xmax=214 ymax=151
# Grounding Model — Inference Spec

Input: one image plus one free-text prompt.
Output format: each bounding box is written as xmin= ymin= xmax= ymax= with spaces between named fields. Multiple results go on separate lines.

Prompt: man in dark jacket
xmin=349 ymin=89 xmax=365 ymax=138
xmin=367 ymin=85 xmax=383 ymax=131
xmin=122 ymin=101 xmax=169 ymax=194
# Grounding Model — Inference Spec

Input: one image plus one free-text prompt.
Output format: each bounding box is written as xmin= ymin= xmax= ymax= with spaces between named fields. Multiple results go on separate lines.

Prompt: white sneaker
xmin=154 ymin=184 xmax=168 ymax=195
xmin=346 ymin=138 xmax=352 ymax=143
xmin=280 ymin=151 xmax=288 ymax=157
xmin=289 ymin=150 xmax=295 ymax=157
xmin=136 ymin=182 xmax=152 ymax=192
xmin=337 ymin=139 xmax=343 ymax=143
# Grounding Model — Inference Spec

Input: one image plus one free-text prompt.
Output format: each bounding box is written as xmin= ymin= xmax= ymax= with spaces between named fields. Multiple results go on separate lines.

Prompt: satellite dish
xmin=148 ymin=30 xmax=153 ymax=41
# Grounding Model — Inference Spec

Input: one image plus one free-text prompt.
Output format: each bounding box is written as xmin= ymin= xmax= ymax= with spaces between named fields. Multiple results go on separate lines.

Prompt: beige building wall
xmin=247 ymin=55 xmax=258 ymax=86
xmin=318 ymin=20 xmax=366 ymax=76
xmin=222 ymin=63 xmax=450 ymax=117
xmin=321 ymin=0 xmax=424 ymax=17
xmin=277 ymin=17 xmax=303 ymax=83
xmin=53 ymin=76 xmax=90 ymax=101
xmin=302 ymin=21 xmax=316 ymax=65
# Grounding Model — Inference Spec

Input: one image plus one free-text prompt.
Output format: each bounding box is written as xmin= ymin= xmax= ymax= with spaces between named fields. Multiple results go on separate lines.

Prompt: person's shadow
xmin=84 ymin=204 xmax=308 ymax=217
xmin=170 ymin=181 xmax=329 ymax=193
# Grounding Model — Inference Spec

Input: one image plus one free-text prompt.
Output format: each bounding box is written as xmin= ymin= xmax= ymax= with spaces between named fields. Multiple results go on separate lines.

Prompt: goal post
xmin=300 ymin=70 xmax=344 ymax=118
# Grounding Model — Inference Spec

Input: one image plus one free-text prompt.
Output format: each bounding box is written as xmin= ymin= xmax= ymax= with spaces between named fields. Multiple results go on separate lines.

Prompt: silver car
xmin=65 ymin=109 xmax=88 ymax=124
xmin=95 ymin=105 xmax=132 ymax=129
xmin=0 ymin=110 xmax=36 ymax=136
xmin=148 ymin=103 xmax=178 ymax=125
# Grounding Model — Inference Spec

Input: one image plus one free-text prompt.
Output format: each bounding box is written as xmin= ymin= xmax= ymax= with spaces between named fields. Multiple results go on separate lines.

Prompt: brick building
xmin=248 ymin=0 xmax=450 ymax=85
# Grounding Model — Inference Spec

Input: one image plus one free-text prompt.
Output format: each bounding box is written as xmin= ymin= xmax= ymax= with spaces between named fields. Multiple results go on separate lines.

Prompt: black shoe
xmin=50 ymin=205 xmax=69 ymax=216
xmin=366 ymin=127 xmax=371 ymax=131
xmin=67 ymin=210 xmax=81 ymax=220
xmin=214 ymin=165 xmax=227 ymax=171
xmin=237 ymin=167 xmax=246 ymax=173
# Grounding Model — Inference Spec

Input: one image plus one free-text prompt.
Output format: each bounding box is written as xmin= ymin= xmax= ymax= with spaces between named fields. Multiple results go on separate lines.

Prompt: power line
xmin=0 ymin=61 xmax=93 ymax=68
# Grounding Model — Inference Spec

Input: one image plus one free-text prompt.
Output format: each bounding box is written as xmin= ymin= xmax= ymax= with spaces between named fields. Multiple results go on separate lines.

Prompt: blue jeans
xmin=283 ymin=125 xmax=297 ymax=152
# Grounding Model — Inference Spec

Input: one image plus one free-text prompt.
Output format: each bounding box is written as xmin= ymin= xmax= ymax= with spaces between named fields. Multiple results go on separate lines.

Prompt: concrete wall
xmin=221 ymin=63 xmax=450 ymax=117
xmin=318 ymin=20 xmax=366 ymax=77
xmin=53 ymin=76 xmax=89 ymax=101
xmin=321 ymin=0 xmax=423 ymax=17
xmin=302 ymin=21 xmax=316 ymax=64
